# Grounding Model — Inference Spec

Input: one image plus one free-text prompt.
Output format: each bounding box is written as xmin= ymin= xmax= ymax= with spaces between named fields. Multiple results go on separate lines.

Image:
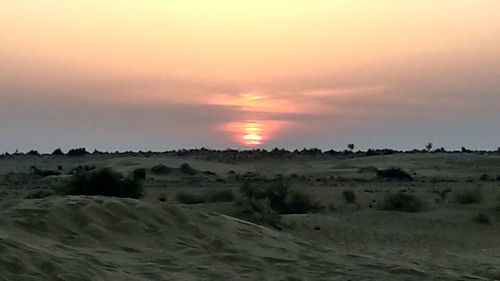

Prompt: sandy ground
xmin=0 ymin=152 xmax=499 ymax=280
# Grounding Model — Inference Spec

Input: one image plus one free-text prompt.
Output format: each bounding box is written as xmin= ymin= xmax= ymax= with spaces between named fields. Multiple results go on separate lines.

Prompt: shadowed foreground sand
xmin=0 ymin=196 xmax=490 ymax=280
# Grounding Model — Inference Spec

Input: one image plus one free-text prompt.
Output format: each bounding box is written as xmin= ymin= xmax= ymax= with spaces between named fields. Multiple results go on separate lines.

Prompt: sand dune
xmin=0 ymin=196 xmax=485 ymax=280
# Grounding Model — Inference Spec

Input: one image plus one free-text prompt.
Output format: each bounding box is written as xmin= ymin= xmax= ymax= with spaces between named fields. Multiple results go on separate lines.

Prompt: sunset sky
xmin=1 ymin=1 xmax=499 ymax=152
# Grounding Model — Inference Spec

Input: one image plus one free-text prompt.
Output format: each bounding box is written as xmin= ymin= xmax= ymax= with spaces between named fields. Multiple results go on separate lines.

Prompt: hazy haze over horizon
xmin=1 ymin=1 xmax=499 ymax=152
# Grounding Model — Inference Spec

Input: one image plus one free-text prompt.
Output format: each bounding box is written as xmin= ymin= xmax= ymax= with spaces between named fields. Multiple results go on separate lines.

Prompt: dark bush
xmin=67 ymin=148 xmax=88 ymax=156
xmin=202 ymin=170 xmax=217 ymax=176
xmin=283 ymin=189 xmax=313 ymax=214
xmin=264 ymin=179 xmax=290 ymax=212
xmin=455 ymin=189 xmax=482 ymax=204
xmin=381 ymin=193 xmax=423 ymax=212
xmin=133 ymin=168 xmax=146 ymax=180
xmin=27 ymin=150 xmax=39 ymax=156
xmin=180 ymin=163 xmax=196 ymax=175
xmin=52 ymin=148 xmax=65 ymax=156
xmin=69 ymin=165 xmax=96 ymax=175
xmin=176 ymin=189 xmax=235 ymax=204
xmin=208 ymin=189 xmax=235 ymax=202
xmin=377 ymin=168 xmax=412 ymax=181
xmin=69 ymin=168 xmax=142 ymax=198
xmin=475 ymin=213 xmax=490 ymax=225
xmin=241 ymin=181 xmax=258 ymax=199
xmin=30 ymin=166 xmax=60 ymax=177
xmin=249 ymin=198 xmax=279 ymax=226
xmin=57 ymin=165 xmax=63 ymax=171
xmin=241 ymin=179 xmax=313 ymax=214
xmin=342 ymin=190 xmax=356 ymax=204
xmin=479 ymin=173 xmax=491 ymax=181
xmin=175 ymin=191 xmax=206 ymax=204
xmin=158 ymin=194 xmax=167 ymax=202
xmin=151 ymin=164 xmax=171 ymax=174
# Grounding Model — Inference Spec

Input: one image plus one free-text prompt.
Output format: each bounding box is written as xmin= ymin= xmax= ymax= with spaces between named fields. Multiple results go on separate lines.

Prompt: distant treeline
xmin=2 ymin=146 xmax=499 ymax=160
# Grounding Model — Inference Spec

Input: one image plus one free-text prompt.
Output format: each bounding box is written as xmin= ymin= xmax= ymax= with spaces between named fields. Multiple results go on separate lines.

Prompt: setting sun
xmin=222 ymin=120 xmax=288 ymax=146
xmin=242 ymin=123 xmax=263 ymax=146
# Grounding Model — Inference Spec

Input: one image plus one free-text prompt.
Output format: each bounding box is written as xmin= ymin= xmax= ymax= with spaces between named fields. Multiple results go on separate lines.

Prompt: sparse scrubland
xmin=0 ymin=149 xmax=499 ymax=280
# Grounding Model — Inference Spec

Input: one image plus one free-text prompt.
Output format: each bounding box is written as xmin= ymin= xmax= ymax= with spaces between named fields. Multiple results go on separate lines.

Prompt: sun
xmin=243 ymin=134 xmax=262 ymax=146
xmin=242 ymin=123 xmax=263 ymax=146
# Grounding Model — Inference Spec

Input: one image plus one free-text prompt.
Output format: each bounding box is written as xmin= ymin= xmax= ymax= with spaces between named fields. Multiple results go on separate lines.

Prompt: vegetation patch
xmin=176 ymin=189 xmax=235 ymax=204
xmin=479 ymin=173 xmax=491 ymax=181
xmin=30 ymin=166 xmax=60 ymax=177
xmin=377 ymin=168 xmax=412 ymax=181
xmin=133 ymin=168 xmax=146 ymax=180
xmin=180 ymin=163 xmax=196 ymax=175
xmin=249 ymin=198 xmax=279 ymax=226
xmin=67 ymin=148 xmax=88 ymax=156
xmin=241 ymin=179 xmax=316 ymax=214
xmin=381 ymin=193 xmax=423 ymax=212
xmin=342 ymin=190 xmax=356 ymax=204
xmin=455 ymin=189 xmax=482 ymax=204
xmin=151 ymin=164 xmax=171 ymax=174
xmin=69 ymin=168 xmax=142 ymax=198
xmin=69 ymin=165 xmax=96 ymax=175
xmin=475 ymin=213 xmax=490 ymax=225
xmin=158 ymin=194 xmax=167 ymax=202
xmin=176 ymin=191 xmax=206 ymax=204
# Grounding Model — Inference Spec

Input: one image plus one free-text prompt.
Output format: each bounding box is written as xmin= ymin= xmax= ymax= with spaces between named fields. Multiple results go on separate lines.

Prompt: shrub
xmin=69 ymin=168 xmax=142 ymax=198
xmin=67 ymin=148 xmax=87 ymax=156
xmin=283 ymin=189 xmax=313 ymax=214
xmin=264 ymin=179 xmax=290 ymax=212
xmin=241 ymin=181 xmax=258 ymax=199
xmin=151 ymin=164 xmax=170 ymax=174
xmin=202 ymin=170 xmax=216 ymax=176
xmin=158 ymin=194 xmax=167 ymax=202
xmin=208 ymin=189 xmax=235 ymax=202
xmin=30 ymin=166 xmax=60 ymax=177
xmin=342 ymin=190 xmax=356 ymax=204
xmin=377 ymin=168 xmax=412 ymax=181
xmin=249 ymin=198 xmax=279 ymax=226
xmin=133 ymin=168 xmax=146 ymax=180
xmin=455 ymin=189 xmax=482 ymax=204
xmin=175 ymin=191 xmax=206 ymax=204
xmin=475 ymin=213 xmax=490 ymax=225
xmin=27 ymin=150 xmax=39 ymax=156
xmin=479 ymin=173 xmax=491 ymax=181
xmin=52 ymin=148 xmax=65 ymax=156
xmin=180 ymin=163 xmax=196 ymax=175
xmin=69 ymin=165 xmax=96 ymax=175
xmin=381 ymin=193 xmax=423 ymax=212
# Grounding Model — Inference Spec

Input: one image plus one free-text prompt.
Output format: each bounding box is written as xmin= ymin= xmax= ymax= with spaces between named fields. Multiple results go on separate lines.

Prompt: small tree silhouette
xmin=425 ymin=142 xmax=433 ymax=152
xmin=347 ymin=144 xmax=355 ymax=151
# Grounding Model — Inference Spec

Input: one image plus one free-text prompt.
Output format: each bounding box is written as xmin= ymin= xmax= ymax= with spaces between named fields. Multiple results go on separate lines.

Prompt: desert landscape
xmin=2 ymin=1 xmax=500 ymax=280
xmin=0 ymin=149 xmax=499 ymax=280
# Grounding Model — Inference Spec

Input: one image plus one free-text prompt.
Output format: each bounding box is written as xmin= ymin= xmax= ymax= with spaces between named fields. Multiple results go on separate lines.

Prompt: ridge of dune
xmin=0 ymin=196 xmax=466 ymax=280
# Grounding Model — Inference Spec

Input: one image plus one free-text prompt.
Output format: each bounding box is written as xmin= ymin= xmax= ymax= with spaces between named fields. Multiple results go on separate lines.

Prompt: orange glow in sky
xmin=223 ymin=120 xmax=287 ymax=146
xmin=208 ymin=93 xmax=300 ymax=113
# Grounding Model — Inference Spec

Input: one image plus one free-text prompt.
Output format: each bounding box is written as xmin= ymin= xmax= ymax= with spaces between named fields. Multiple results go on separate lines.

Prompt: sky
xmin=1 ymin=1 xmax=499 ymax=152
